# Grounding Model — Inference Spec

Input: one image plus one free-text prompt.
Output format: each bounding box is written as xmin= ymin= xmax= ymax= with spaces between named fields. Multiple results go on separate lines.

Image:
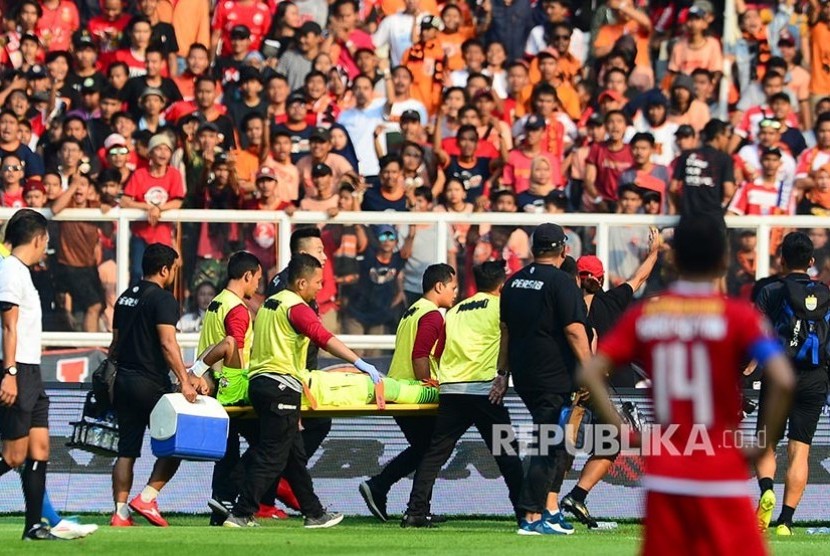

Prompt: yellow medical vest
xmin=388 ymin=297 xmax=439 ymax=381
xmin=440 ymin=292 xmax=500 ymax=384
xmin=198 ymin=289 xmax=253 ymax=368
xmin=249 ymin=290 xmax=310 ymax=380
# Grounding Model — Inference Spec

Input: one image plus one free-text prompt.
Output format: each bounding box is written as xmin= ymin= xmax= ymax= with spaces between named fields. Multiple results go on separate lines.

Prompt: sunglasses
xmin=553 ymin=34 xmax=571 ymax=41
xmin=759 ymin=119 xmax=782 ymax=130
xmin=378 ymin=232 xmax=397 ymax=242
xmin=2 ymin=164 xmax=22 ymax=171
xmin=108 ymin=146 xmax=129 ymax=155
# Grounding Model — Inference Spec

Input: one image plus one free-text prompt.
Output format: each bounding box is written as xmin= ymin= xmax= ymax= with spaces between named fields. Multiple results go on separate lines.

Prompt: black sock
xmin=0 ymin=457 xmax=12 ymax=477
xmin=758 ymin=477 xmax=774 ymax=494
xmin=21 ymin=460 xmax=47 ymax=533
xmin=778 ymin=505 xmax=795 ymax=526
xmin=569 ymin=486 xmax=589 ymax=504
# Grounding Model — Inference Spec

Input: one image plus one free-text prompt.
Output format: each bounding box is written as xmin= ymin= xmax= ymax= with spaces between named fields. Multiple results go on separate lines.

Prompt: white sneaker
xmin=50 ymin=519 xmax=97 ymax=540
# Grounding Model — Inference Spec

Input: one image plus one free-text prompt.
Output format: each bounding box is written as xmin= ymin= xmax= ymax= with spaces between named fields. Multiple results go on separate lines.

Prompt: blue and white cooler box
xmin=150 ymin=394 xmax=229 ymax=461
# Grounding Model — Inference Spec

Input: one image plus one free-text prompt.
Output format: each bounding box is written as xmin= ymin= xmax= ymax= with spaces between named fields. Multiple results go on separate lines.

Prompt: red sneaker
xmin=255 ymin=504 xmax=289 ymax=520
xmin=110 ymin=513 xmax=134 ymax=527
xmin=129 ymin=496 xmax=169 ymax=527
xmin=276 ymin=479 xmax=301 ymax=511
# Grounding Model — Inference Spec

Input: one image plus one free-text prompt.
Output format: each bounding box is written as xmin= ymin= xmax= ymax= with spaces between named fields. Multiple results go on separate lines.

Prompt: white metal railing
xmin=4 ymin=207 xmax=827 ymax=348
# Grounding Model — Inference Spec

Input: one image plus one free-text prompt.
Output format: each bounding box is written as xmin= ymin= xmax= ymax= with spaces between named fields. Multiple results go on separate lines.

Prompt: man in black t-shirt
xmin=670 ymin=119 xmax=735 ymax=218
xmin=500 ymin=223 xmax=592 ymax=535
xmin=560 ymin=231 xmax=660 ymax=528
xmin=110 ymin=244 xmax=196 ymax=529
xmin=754 ymin=232 xmax=830 ymax=534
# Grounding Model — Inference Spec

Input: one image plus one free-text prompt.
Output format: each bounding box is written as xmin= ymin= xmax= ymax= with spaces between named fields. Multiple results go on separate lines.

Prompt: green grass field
xmin=0 ymin=515 xmax=826 ymax=555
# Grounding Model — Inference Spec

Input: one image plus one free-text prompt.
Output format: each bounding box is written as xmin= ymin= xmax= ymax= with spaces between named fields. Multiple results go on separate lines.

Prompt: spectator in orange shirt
xmin=504 ymin=61 xmax=532 ymax=121
xmin=668 ymin=3 xmax=723 ymax=79
xmin=799 ymin=162 xmax=830 ymax=215
xmin=402 ymin=15 xmax=447 ymax=116
xmin=777 ymin=31 xmax=812 ymax=129
xmin=810 ymin=0 xmax=830 ymax=105
xmin=438 ymin=4 xmax=473 ymax=72
xmin=535 ymin=52 xmax=580 ymax=120
xmin=593 ymin=0 xmax=653 ymax=88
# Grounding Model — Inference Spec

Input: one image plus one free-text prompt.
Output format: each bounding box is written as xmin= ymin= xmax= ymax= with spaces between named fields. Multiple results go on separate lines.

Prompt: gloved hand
xmin=354 ymin=358 xmax=383 ymax=384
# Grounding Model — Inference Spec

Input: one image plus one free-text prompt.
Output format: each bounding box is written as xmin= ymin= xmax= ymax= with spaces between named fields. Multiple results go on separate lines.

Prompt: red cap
xmin=577 ymin=255 xmax=605 ymax=279
xmin=597 ymin=89 xmax=625 ymax=104
xmin=23 ymin=179 xmax=46 ymax=195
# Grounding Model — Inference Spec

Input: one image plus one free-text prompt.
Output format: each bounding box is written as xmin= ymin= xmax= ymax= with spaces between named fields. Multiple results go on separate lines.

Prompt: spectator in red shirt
xmin=242 ymin=166 xmax=294 ymax=272
xmin=584 ymin=110 xmax=634 ymax=212
xmin=112 ymin=16 xmax=155 ymax=78
xmin=330 ymin=0 xmax=374 ymax=79
xmin=211 ymin=0 xmax=272 ymax=60
xmin=36 ymin=0 xmax=79 ymax=52
xmin=121 ymin=133 xmax=184 ymax=284
xmin=89 ymin=0 xmax=132 ymax=69
xmin=0 ymin=154 xmax=26 ymax=208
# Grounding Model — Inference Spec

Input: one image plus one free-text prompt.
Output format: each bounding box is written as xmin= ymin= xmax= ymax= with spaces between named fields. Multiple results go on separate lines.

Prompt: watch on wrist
xmin=497 ymin=369 xmax=508 ymax=377
xmin=5 ymin=366 xmax=18 ymax=376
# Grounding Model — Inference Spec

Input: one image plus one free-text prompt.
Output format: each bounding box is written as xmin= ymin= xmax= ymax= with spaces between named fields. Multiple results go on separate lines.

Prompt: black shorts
xmin=57 ymin=265 xmax=104 ymax=312
xmin=114 ymin=371 xmax=171 ymax=458
xmin=758 ymin=368 xmax=829 ymax=445
xmin=0 ymin=364 xmax=49 ymax=440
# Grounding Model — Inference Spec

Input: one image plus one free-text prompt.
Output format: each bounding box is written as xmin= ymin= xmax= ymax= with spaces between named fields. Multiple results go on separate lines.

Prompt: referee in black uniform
xmin=500 ymin=223 xmax=592 ymax=535
xmin=0 ymin=209 xmax=61 ymax=540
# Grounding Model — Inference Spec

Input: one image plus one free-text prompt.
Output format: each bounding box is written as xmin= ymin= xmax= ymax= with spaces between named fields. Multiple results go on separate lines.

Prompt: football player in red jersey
xmin=579 ymin=213 xmax=795 ymax=556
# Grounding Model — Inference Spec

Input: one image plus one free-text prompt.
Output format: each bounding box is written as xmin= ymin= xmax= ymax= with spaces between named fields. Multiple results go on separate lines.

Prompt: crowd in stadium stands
xmin=3 ymin=0 xmax=830 ymax=336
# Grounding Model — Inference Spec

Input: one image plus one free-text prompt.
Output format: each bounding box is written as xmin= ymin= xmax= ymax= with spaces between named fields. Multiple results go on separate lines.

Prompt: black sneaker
xmin=427 ymin=514 xmax=447 ymax=524
xmin=222 ymin=515 xmax=259 ymax=528
xmin=23 ymin=525 xmax=61 ymax=541
xmin=209 ymin=498 xmax=234 ymax=525
xmin=561 ymin=494 xmax=598 ymax=528
xmin=359 ymin=481 xmax=389 ymax=522
xmin=304 ymin=511 xmax=344 ymax=529
xmin=401 ymin=514 xmax=434 ymax=528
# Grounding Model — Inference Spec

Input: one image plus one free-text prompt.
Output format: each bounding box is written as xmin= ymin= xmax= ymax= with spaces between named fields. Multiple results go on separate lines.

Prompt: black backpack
xmin=775 ymin=279 xmax=830 ymax=370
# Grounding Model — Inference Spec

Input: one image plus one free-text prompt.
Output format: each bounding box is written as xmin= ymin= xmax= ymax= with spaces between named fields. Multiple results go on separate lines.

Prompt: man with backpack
xmin=754 ymin=231 xmax=830 ymax=535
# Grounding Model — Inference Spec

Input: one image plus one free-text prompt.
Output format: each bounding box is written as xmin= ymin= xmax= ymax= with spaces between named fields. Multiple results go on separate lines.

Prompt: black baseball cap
xmin=675 ymin=124 xmax=695 ymax=138
xmin=544 ymin=189 xmax=569 ymax=210
xmin=81 ymin=77 xmax=100 ymax=94
xmin=72 ymin=30 xmax=97 ymax=51
xmin=532 ymin=223 xmax=567 ymax=250
xmin=287 ymin=92 xmax=307 ymax=106
xmin=230 ymin=25 xmax=251 ymax=40
xmin=311 ymin=162 xmax=333 ymax=178
xmin=197 ymin=121 xmax=220 ymax=134
xmin=25 ymin=64 xmax=47 ymax=80
xmin=762 ymin=146 xmax=782 ymax=158
xmin=310 ymin=127 xmax=331 ymax=142
xmin=239 ymin=65 xmax=262 ymax=83
xmin=400 ymin=110 xmax=421 ymax=123
xmin=420 ymin=15 xmax=443 ymax=30
xmin=525 ymin=114 xmax=546 ymax=131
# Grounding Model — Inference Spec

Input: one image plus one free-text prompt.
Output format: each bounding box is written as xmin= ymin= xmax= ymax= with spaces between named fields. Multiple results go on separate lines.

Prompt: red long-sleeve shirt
xmin=412 ymin=310 xmax=445 ymax=361
xmin=288 ymin=303 xmax=334 ymax=348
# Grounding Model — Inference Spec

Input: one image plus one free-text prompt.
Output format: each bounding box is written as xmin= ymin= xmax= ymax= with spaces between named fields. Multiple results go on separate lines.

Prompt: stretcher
xmin=224 ymin=403 xmax=439 ymax=419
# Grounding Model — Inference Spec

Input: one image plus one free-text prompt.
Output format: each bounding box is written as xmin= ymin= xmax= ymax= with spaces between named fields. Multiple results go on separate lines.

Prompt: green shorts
xmin=215 ymin=366 xmax=249 ymax=406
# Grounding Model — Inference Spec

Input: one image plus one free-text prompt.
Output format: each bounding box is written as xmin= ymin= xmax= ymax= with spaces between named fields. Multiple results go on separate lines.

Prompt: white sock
xmin=115 ymin=503 xmax=130 ymax=519
xmin=140 ymin=485 xmax=159 ymax=503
